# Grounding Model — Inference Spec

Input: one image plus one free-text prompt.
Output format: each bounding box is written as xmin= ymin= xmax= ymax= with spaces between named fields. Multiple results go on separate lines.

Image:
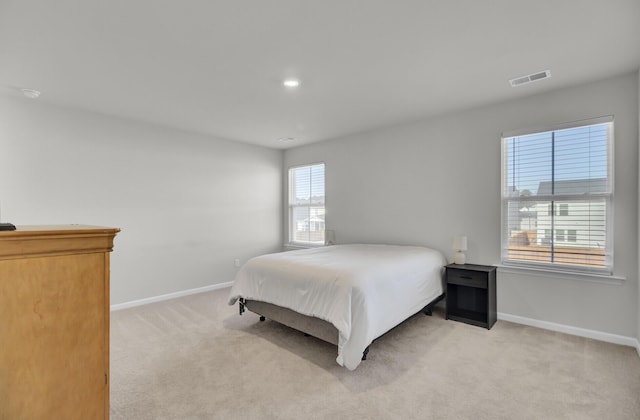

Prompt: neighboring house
xmin=294 ymin=209 xmax=325 ymax=242
xmin=518 ymin=209 xmax=537 ymax=232
xmin=534 ymin=178 xmax=607 ymax=249
xmin=296 ymin=213 xmax=325 ymax=233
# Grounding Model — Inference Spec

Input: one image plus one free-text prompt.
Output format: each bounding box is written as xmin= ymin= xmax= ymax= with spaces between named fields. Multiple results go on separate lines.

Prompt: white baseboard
xmin=110 ymin=281 xmax=233 ymax=311
xmin=498 ymin=312 xmax=638 ymax=349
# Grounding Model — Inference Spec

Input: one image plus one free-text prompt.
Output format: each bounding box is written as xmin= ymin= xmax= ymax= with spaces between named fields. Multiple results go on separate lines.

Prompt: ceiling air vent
xmin=509 ymin=70 xmax=551 ymax=87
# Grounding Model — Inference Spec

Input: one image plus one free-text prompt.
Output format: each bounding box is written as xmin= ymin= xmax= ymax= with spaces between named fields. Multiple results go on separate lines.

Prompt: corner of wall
xmin=637 ymin=68 xmax=640 ymax=350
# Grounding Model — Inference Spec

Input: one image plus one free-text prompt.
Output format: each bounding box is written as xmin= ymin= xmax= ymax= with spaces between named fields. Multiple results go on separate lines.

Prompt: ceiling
xmin=1 ymin=1 xmax=639 ymax=149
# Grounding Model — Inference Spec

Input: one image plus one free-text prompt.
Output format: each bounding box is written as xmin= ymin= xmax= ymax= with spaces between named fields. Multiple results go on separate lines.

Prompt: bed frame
xmin=238 ymin=293 xmax=445 ymax=361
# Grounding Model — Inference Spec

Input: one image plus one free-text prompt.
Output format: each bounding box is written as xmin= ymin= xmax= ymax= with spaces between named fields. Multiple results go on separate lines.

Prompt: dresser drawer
xmin=447 ymin=270 xmax=487 ymax=289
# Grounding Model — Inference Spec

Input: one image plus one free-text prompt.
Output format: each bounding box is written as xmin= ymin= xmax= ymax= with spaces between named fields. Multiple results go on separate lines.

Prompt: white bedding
xmin=228 ymin=244 xmax=446 ymax=370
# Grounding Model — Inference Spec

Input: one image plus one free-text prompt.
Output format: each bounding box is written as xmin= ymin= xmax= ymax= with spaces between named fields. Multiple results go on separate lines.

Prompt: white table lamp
xmin=325 ymin=229 xmax=335 ymax=246
xmin=452 ymin=235 xmax=467 ymax=265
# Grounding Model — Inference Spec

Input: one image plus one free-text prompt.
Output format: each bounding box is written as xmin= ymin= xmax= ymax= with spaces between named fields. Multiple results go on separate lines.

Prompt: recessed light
xmin=283 ymin=79 xmax=300 ymax=88
xmin=279 ymin=137 xmax=295 ymax=142
xmin=21 ymin=88 xmax=41 ymax=99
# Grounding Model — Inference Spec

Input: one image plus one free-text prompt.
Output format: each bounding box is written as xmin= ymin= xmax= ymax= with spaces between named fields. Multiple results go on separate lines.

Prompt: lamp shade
xmin=452 ymin=235 xmax=467 ymax=251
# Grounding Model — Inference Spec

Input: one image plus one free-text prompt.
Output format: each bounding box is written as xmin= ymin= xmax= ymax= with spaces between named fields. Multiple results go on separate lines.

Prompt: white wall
xmin=0 ymin=94 xmax=283 ymax=305
xmin=285 ymin=72 xmax=639 ymax=339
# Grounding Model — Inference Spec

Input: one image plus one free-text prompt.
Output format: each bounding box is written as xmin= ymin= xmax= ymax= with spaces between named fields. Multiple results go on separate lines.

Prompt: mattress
xmin=228 ymin=244 xmax=446 ymax=370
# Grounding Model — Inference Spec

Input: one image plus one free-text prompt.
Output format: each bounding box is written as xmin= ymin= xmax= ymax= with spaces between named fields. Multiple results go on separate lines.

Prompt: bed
xmin=228 ymin=244 xmax=447 ymax=370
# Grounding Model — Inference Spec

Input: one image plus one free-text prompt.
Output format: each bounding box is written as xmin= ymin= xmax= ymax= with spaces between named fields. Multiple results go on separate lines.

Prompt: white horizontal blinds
xmin=501 ymin=119 xmax=612 ymax=272
xmin=289 ymin=163 xmax=325 ymax=244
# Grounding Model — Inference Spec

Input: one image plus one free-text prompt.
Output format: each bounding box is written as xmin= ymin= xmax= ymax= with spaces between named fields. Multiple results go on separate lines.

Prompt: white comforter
xmin=228 ymin=244 xmax=446 ymax=370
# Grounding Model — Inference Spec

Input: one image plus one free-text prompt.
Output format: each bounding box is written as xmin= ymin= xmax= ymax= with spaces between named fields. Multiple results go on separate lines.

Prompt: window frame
xmin=500 ymin=116 xmax=614 ymax=275
xmin=287 ymin=162 xmax=326 ymax=247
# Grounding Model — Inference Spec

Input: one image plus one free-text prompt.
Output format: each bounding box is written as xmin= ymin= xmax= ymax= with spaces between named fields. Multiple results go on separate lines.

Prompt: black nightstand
xmin=445 ymin=263 xmax=496 ymax=329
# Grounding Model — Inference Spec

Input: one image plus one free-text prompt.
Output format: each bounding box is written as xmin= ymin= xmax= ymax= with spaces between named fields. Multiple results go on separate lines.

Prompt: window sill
xmin=497 ymin=264 xmax=626 ymax=285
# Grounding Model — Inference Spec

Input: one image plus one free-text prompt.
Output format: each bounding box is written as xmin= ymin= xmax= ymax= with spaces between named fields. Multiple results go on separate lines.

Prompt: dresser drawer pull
xmin=460 ymin=275 xmax=473 ymax=279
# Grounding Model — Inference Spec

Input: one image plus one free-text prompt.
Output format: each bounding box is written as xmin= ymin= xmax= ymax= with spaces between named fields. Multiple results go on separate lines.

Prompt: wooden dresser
xmin=0 ymin=225 xmax=119 ymax=419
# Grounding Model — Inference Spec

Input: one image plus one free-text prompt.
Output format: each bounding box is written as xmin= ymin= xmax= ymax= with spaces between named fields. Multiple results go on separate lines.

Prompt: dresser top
xmin=0 ymin=225 xmax=119 ymax=259
xmin=12 ymin=224 xmax=120 ymax=233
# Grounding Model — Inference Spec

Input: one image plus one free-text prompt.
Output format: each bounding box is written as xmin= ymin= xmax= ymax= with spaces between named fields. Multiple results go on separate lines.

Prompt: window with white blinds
xmin=288 ymin=163 xmax=325 ymax=245
xmin=501 ymin=117 xmax=613 ymax=273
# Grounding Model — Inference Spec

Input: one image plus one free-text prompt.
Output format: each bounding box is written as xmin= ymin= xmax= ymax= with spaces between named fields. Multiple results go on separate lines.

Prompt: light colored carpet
xmin=110 ymin=287 xmax=640 ymax=420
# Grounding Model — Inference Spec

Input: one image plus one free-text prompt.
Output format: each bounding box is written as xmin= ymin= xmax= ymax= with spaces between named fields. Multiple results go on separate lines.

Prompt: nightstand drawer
xmin=447 ymin=270 xmax=487 ymax=289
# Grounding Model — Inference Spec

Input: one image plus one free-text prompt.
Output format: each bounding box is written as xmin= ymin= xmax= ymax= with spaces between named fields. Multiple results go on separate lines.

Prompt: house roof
xmin=537 ymin=178 xmax=608 ymax=195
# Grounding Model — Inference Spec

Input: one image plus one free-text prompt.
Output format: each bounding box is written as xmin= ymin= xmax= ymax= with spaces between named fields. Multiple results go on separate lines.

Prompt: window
xmin=288 ymin=163 xmax=325 ymax=245
xmin=557 ymin=203 xmax=569 ymax=216
xmin=501 ymin=117 xmax=613 ymax=273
